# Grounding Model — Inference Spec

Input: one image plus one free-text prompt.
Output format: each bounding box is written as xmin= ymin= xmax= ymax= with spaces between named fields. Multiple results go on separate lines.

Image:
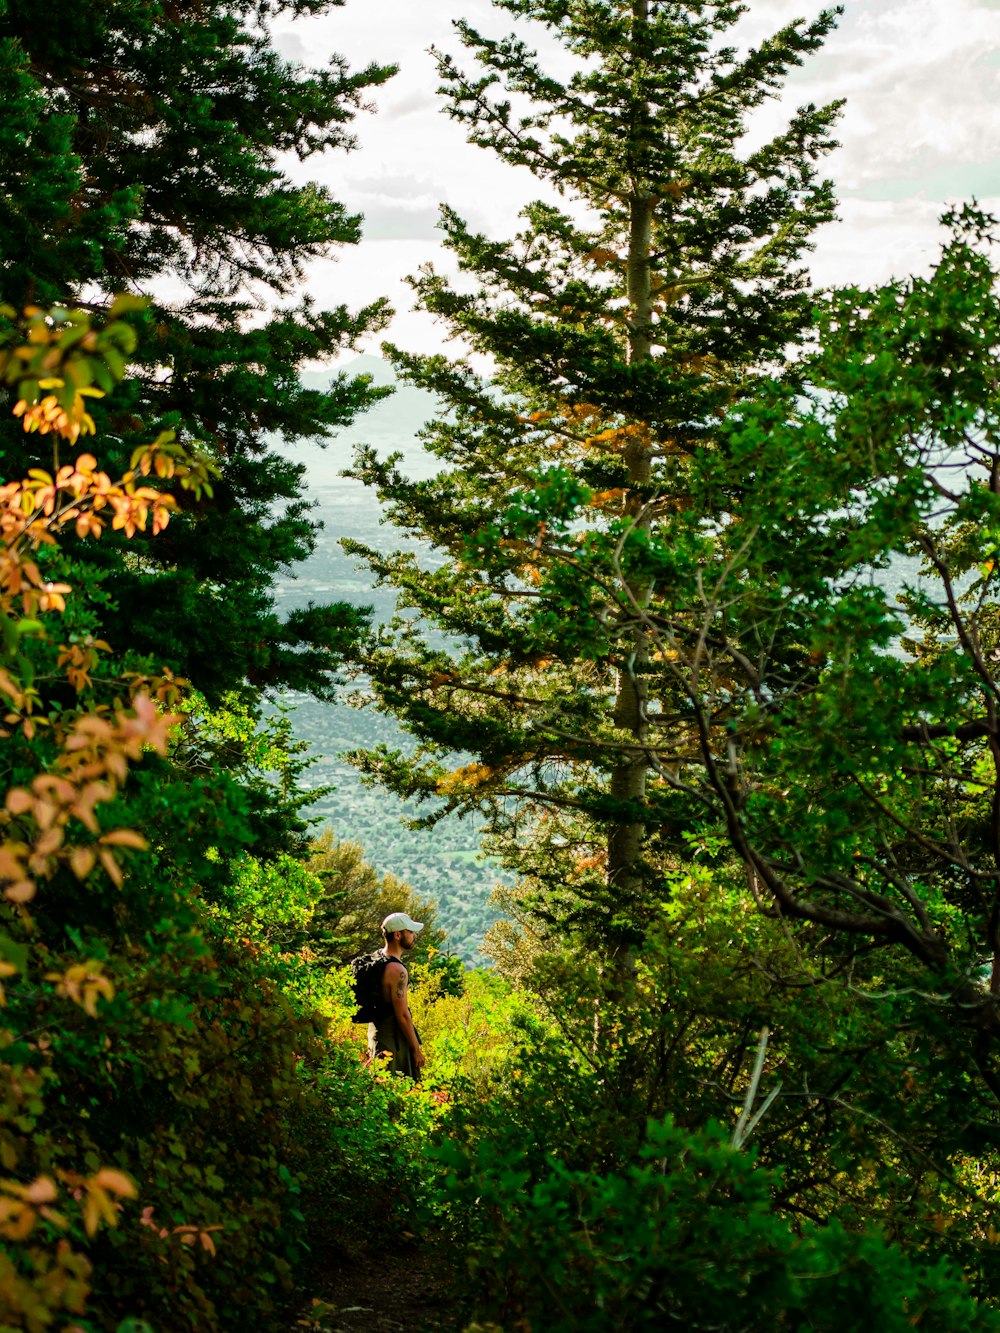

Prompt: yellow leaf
xmin=0 ymin=847 xmax=26 ymax=880
xmin=83 ymin=974 xmax=114 ymax=1018
xmin=82 ymin=1193 xmax=101 ymax=1236
xmin=91 ymin=1168 xmax=136 ymax=1199
xmin=0 ymin=1202 xmax=35 ymax=1239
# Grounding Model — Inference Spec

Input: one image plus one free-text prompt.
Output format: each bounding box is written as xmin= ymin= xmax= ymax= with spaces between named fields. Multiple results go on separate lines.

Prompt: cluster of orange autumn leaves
xmin=0 ymin=305 xmax=218 ymax=1272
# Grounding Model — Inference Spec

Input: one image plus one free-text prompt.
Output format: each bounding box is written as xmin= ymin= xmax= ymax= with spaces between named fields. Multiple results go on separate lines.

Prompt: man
xmin=368 ymin=911 xmax=425 ymax=1079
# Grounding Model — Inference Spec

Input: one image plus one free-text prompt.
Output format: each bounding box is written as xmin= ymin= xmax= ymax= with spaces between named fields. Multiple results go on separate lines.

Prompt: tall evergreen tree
xmin=0 ymin=0 xmax=394 ymax=698
xmin=620 ymin=206 xmax=1000 ymax=1085
xmin=348 ymin=0 xmax=841 ymax=948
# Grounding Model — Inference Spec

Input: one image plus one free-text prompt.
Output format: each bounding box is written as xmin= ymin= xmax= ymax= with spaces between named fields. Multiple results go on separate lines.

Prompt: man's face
xmin=400 ymin=929 xmax=416 ymax=951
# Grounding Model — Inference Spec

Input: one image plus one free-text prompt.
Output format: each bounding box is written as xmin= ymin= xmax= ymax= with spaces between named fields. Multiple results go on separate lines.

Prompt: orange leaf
xmin=32 ymin=826 xmax=63 ymax=858
xmin=70 ymin=846 xmax=96 ymax=879
xmin=5 ymin=789 xmax=32 ymax=816
xmin=99 ymin=829 xmax=147 ymax=850
xmin=22 ymin=1176 xmax=58 ymax=1205
xmin=91 ymin=1169 xmax=136 ymax=1199
xmin=98 ymin=848 xmax=123 ymax=887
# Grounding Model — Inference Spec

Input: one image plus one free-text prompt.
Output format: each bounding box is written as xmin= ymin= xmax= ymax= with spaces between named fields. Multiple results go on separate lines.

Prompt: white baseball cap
xmin=382 ymin=912 xmax=424 ymax=933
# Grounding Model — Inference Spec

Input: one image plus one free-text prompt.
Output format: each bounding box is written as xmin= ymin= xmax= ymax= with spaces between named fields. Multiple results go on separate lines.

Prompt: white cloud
xmin=337 ymin=173 xmax=441 ymax=239
xmin=299 ymin=239 xmax=465 ymax=367
xmin=284 ymin=0 xmax=1000 ymax=358
xmin=384 ymin=90 xmax=436 ymax=120
xmin=815 ymin=1 xmax=999 ymax=194
xmin=810 ymin=196 xmax=948 ymax=288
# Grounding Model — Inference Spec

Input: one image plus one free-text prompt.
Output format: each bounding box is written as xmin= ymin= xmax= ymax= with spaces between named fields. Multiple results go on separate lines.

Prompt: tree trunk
xmin=606 ymin=0 xmax=654 ymax=920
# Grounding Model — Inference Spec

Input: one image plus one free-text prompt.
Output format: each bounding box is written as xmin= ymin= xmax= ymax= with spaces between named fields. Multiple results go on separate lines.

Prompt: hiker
xmin=367 ymin=912 xmax=425 ymax=1079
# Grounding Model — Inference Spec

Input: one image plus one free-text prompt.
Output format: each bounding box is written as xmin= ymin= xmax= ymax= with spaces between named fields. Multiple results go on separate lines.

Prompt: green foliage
xmin=0 ymin=0 xmax=394 ymax=701
xmin=482 ymin=847 xmax=1000 ymax=1300
xmin=8 ymin=7 xmax=1000 ymax=1328
xmin=438 ymin=1110 xmax=999 ymax=1331
xmin=427 ymin=978 xmax=1000 ymax=1331
xmin=516 ymin=205 xmax=1000 ymax=1075
xmin=173 ymin=693 xmax=328 ymax=861
xmin=346 ymin=0 xmax=844 ymax=949
xmin=0 ymin=708 xmax=442 ymax=1329
xmin=0 ymin=314 xmax=442 ymax=1331
xmin=339 ymin=17 xmax=1000 ymax=1303
xmin=412 ymin=969 xmax=535 ymax=1102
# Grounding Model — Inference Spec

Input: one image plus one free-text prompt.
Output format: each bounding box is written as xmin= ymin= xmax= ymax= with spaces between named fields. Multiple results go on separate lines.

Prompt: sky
xmin=271 ymin=0 xmax=1000 ymax=363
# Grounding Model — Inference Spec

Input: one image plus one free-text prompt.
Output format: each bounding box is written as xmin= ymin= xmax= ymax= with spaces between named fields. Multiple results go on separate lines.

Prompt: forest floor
xmin=293 ymin=1230 xmax=465 ymax=1332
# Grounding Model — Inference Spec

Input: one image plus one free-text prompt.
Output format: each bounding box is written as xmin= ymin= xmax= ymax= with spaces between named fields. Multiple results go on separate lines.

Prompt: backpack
xmin=349 ymin=949 xmax=397 ymax=1024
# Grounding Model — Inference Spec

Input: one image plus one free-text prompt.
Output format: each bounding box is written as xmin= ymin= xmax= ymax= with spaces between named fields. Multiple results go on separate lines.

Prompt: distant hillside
xmin=272 ymin=357 xmax=503 ymax=963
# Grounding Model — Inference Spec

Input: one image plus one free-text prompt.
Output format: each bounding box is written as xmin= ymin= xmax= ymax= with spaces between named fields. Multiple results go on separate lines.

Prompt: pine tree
xmin=638 ymin=207 xmax=1000 ymax=1080
xmin=347 ymin=0 xmax=842 ymax=948
xmin=0 ymin=0 xmax=395 ymax=698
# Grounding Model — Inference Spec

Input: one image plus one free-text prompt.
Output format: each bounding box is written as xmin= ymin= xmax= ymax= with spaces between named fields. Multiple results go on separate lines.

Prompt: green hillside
xmin=273 ymin=356 xmax=503 ymax=961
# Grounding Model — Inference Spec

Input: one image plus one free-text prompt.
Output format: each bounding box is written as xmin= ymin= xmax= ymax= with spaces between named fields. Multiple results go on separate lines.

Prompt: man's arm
xmin=388 ymin=961 xmax=425 ymax=1070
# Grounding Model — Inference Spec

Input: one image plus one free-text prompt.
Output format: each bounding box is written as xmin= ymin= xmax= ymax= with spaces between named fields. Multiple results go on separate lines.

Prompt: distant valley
xmin=272 ymin=357 xmax=501 ymax=962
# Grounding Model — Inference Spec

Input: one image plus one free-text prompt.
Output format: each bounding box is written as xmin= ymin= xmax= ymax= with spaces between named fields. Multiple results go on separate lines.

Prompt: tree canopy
xmin=5 ymin=2 xmax=1000 ymax=1329
xmin=0 ymin=0 xmax=394 ymax=699
xmin=347 ymin=0 xmax=842 ymax=947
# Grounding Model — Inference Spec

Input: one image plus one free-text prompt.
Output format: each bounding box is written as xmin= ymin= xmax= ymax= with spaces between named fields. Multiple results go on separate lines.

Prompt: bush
xmin=0 ymin=308 xmax=440 ymax=1330
xmin=436 ymin=1110 xmax=998 ymax=1332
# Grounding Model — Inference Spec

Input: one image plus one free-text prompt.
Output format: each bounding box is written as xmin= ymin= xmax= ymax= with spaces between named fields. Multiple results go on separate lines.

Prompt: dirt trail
xmin=295 ymin=1234 xmax=464 ymax=1332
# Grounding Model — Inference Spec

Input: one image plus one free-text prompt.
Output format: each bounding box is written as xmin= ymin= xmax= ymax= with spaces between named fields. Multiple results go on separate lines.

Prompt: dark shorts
xmin=367 ymin=1016 xmax=420 ymax=1079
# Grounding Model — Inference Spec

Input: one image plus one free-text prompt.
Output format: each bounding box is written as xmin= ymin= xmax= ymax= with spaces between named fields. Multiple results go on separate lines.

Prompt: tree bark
xmin=607 ymin=0 xmax=654 ymax=914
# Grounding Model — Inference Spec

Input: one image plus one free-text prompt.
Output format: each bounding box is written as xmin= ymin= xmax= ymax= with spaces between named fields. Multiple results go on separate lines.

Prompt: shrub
xmin=436 ymin=1110 xmax=999 ymax=1332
